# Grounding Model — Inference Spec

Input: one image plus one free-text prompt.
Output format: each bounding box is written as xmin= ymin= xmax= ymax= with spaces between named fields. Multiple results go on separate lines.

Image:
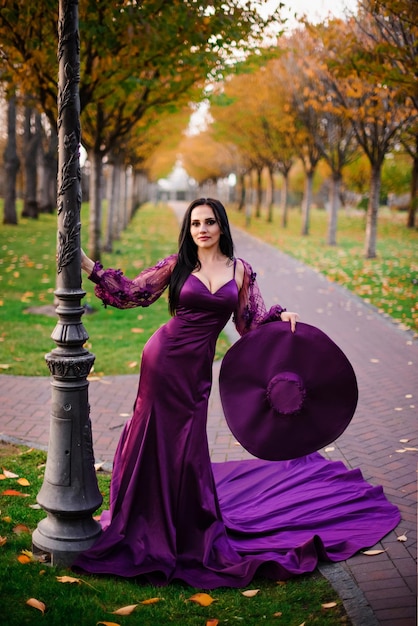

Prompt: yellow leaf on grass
xmin=111 ymin=604 xmax=138 ymax=615
xmin=140 ymin=597 xmax=162 ymax=605
xmin=273 ymin=612 xmax=283 ymax=617
xmin=1 ymin=489 xmax=30 ymax=497
xmin=0 ymin=536 xmax=7 ymax=547
xmin=241 ymin=589 xmax=260 ymax=597
xmin=13 ymin=524 xmax=30 ymax=534
xmin=206 ymin=620 xmax=219 ymax=626
xmin=21 ymin=549 xmax=33 ymax=559
xmin=97 ymin=622 xmax=121 ymax=626
xmin=397 ymin=534 xmax=407 ymax=542
xmin=322 ymin=601 xmax=337 ymax=609
xmin=56 ymin=575 xmax=82 ymax=584
xmin=26 ymin=598 xmax=46 ymax=614
xmin=188 ymin=593 xmax=217 ymax=606
xmin=131 ymin=328 xmax=144 ymax=334
xmin=362 ymin=549 xmax=386 ymax=556
xmin=0 ymin=364 xmax=10 ymax=370
xmin=17 ymin=477 xmax=30 ymax=486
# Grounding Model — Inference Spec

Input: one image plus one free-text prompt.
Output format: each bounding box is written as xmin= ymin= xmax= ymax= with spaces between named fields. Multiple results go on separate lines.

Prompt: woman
xmin=74 ymin=198 xmax=399 ymax=588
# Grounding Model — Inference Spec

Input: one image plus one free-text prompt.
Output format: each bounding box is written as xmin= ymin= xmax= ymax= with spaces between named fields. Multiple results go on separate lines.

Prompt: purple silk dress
xmin=73 ymin=255 xmax=400 ymax=588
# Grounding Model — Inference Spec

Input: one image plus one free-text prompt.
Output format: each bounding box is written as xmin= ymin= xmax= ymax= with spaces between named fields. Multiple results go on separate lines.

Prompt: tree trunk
xmin=88 ymin=149 xmax=103 ymax=261
xmin=120 ymin=166 xmax=128 ymax=230
xmin=267 ymin=166 xmax=274 ymax=222
xmin=281 ymin=172 xmax=289 ymax=228
xmin=364 ymin=162 xmax=382 ymax=258
xmin=237 ymin=173 xmax=246 ymax=212
xmin=22 ymin=108 xmax=41 ymax=219
xmin=104 ymin=161 xmax=116 ymax=252
xmin=38 ymin=128 xmax=58 ymax=213
xmin=301 ymin=170 xmax=314 ymax=236
xmin=255 ymin=167 xmax=262 ymax=218
xmin=327 ymin=174 xmax=341 ymax=246
xmin=406 ymin=134 xmax=417 ymax=229
xmin=3 ymin=93 xmax=19 ymax=225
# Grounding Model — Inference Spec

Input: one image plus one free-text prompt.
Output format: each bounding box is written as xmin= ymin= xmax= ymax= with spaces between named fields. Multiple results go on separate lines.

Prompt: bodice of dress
xmin=164 ymin=274 xmax=238 ymax=364
xmin=88 ymin=254 xmax=286 ymax=337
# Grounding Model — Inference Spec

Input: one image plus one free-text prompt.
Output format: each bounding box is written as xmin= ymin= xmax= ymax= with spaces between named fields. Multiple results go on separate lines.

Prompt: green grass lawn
xmin=0 ymin=442 xmax=350 ymax=626
xmin=1 ymin=200 xmax=416 ymax=376
xmin=227 ymin=203 xmax=418 ymax=335
xmin=0 ymin=201 xmax=229 ymax=376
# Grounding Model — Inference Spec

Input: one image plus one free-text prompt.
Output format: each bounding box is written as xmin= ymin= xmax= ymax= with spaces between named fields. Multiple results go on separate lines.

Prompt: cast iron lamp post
xmin=32 ymin=0 xmax=102 ymax=566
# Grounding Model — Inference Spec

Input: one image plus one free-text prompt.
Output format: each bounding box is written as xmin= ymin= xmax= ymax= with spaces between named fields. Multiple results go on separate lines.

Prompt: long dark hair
xmin=168 ymin=197 xmax=235 ymax=315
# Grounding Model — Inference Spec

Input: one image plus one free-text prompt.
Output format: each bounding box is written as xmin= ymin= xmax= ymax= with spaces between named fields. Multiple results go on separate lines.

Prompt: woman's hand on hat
xmin=281 ymin=311 xmax=299 ymax=333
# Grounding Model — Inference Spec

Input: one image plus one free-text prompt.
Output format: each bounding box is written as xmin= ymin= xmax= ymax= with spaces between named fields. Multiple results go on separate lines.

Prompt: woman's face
xmin=190 ymin=205 xmax=222 ymax=251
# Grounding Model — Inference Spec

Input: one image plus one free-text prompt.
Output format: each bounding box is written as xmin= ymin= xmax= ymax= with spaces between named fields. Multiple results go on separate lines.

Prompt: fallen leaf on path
xmin=111 ymin=604 xmax=138 ymax=615
xmin=26 ymin=598 xmax=46 ymax=614
xmin=362 ymin=549 xmax=386 ymax=556
xmin=397 ymin=534 xmax=407 ymax=542
xmin=188 ymin=593 xmax=217 ymax=606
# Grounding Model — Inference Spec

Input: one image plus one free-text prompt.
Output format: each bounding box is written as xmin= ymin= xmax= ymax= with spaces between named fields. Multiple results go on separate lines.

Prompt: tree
xmin=317 ymin=15 xmax=417 ymax=257
xmin=0 ymin=0 xmax=284 ymax=257
xmin=354 ymin=0 xmax=418 ymax=227
xmin=285 ymin=27 xmax=358 ymax=243
xmin=21 ymin=105 xmax=42 ymax=218
xmin=2 ymin=89 xmax=19 ymax=225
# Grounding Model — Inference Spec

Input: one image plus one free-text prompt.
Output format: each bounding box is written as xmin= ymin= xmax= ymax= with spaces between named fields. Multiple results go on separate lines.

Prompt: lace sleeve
xmin=233 ymin=258 xmax=286 ymax=336
xmin=88 ymin=254 xmax=178 ymax=309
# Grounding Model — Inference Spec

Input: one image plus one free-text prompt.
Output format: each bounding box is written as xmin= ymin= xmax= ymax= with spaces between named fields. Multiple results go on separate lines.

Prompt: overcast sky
xmin=263 ymin=0 xmax=359 ymax=27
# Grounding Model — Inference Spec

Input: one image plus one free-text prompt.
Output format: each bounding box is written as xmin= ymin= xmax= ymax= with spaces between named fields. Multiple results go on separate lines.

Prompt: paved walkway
xmin=0 ymin=202 xmax=416 ymax=625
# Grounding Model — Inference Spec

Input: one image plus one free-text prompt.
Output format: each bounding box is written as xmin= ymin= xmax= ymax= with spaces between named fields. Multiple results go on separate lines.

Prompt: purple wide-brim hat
xmin=219 ymin=322 xmax=358 ymax=461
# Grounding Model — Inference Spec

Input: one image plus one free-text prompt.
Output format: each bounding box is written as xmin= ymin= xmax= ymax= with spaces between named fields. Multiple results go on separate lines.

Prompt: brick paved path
xmin=0 ymin=202 xmax=416 ymax=625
